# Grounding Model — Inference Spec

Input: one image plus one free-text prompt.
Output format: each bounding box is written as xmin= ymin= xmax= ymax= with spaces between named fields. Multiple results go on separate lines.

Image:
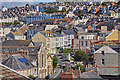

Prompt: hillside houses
xmin=0 ymin=1 xmax=120 ymax=79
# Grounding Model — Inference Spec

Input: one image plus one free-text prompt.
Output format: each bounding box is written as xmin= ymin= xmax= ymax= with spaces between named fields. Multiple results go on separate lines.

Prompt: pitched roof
xmin=96 ymin=22 xmax=115 ymax=31
xmin=63 ymin=30 xmax=76 ymax=35
xmin=40 ymin=31 xmax=47 ymax=37
xmin=11 ymin=31 xmax=24 ymax=36
xmin=17 ymin=24 xmax=28 ymax=34
xmin=53 ymin=32 xmax=62 ymax=37
xmin=33 ymin=42 xmax=42 ymax=47
xmin=2 ymin=54 xmax=34 ymax=71
xmin=75 ymin=27 xmax=85 ymax=33
xmin=81 ymin=71 xmax=101 ymax=78
xmin=0 ymin=63 xmax=30 ymax=80
xmin=45 ymin=25 xmax=58 ymax=31
xmin=2 ymin=40 xmax=32 ymax=46
xmin=94 ymin=45 xmax=119 ymax=54
xmin=2 ymin=46 xmax=40 ymax=55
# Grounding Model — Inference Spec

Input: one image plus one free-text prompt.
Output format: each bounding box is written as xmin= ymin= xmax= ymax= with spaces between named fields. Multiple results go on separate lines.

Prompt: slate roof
xmin=2 ymin=40 xmax=32 ymax=46
xmin=39 ymin=31 xmax=48 ymax=37
xmin=94 ymin=44 xmax=120 ymax=54
xmin=27 ymin=47 xmax=40 ymax=54
xmin=96 ymin=22 xmax=116 ymax=31
xmin=28 ymin=25 xmax=37 ymax=31
xmin=10 ymin=31 xmax=24 ymax=36
xmin=25 ymin=55 xmax=38 ymax=62
xmin=53 ymin=32 xmax=62 ymax=37
xmin=81 ymin=73 xmax=90 ymax=78
xmin=81 ymin=71 xmax=101 ymax=78
xmin=15 ymin=24 xmax=24 ymax=28
xmin=94 ymin=45 xmax=103 ymax=51
xmin=2 ymin=46 xmax=40 ymax=54
xmin=17 ymin=24 xmax=29 ymax=34
xmin=105 ymin=31 xmax=112 ymax=37
xmin=58 ymin=22 xmax=70 ymax=27
xmin=43 ymin=19 xmax=56 ymax=23
xmin=109 ymin=44 xmax=120 ymax=53
xmin=1 ymin=24 xmax=13 ymax=28
xmin=33 ymin=42 xmax=42 ymax=47
xmin=63 ymin=30 xmax=76 ymax=35
xmin=2 ymin=54 xmax=34 ymax=71
xmin=0 ymin=63 xmax=30 ymax=80
xmin=75 ymin=27 xmax=85 ymax=33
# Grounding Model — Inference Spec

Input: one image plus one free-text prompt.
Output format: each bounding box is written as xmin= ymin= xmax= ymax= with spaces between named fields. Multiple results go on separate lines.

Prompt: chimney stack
xmin=31 ymin=34 xmax=32 ymax=40
xmin=78 ymin=66 xmax=81 ymax=78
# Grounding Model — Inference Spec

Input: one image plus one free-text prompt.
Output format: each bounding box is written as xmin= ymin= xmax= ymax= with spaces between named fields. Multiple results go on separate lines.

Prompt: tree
xmin=13 ymin=21 xmax=20 ymax=25
xmin=28 ymin=75 xmax=35 ymax=80
xmin=53 ymin=57 xmax=58 ymax=68
xmin=74 ymin=50 xmax=89 ymax=62
xmin=79 ymin=10 xmax=83 ymax=15
xmin=75 ymin=10 xmax=83 ymax=17
xmin=117 ymin=1 xmax=120 ymax=5
xmin=63 ymin=49 xmax=73 ymax=53
xmin=59 ymin=9 xmax=66 ymax=12
xmin=39 ymin=2 xmax=43 ymax=4
xmin=74 ymin=64 xmax=85 ymax=72
xmin=25 ymin=4 xmax=29 ymax=7
xmin=65 ymin=2 xmax=70 ymax=5
xmin=44 ymin=7 xmax=58 ymax=13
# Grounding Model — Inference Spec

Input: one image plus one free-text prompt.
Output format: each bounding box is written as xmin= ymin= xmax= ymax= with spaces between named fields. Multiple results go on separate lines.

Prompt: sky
xmin=0 ymin=0 xmax=56 ymax=8
xmin=1 ymin=0 xmax=55 ymax=2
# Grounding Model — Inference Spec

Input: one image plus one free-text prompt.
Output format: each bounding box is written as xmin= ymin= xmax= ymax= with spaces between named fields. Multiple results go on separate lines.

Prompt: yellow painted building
xmin=106 ymin=29 xmax=120 ymax=42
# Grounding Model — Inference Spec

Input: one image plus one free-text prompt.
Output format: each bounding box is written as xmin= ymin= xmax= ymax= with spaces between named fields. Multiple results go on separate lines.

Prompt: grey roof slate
xmin=40 ymin=31 xmax=47 ymax=37
xmin=53 ymin=32 xmax=62 ymax=37
xmin=94 ymin=44 xmax=120 ymax=54
xmin=2 ymin=54 xmax=34 ymax=71
xmin=84 ymin=71 xmax=101 ymax=78
xmin=0 ymin=63 xmax=30 ymax=80
xmin=81 ymin=71 xmax=102 ymax=78
xmin=63 ymin=30 xmax=76 ymax=35
xmin=96 ymin=22 xmax=116 ymax=31
xmin=33 ymin=42 xmax=42 ymax=47
xmin=2 ymin=47 xmax=40 ymax=54
xmin=81 ymin=73 xmax=90 ymax=78
xmin=2 ymin=40 xmax=32 ymax=46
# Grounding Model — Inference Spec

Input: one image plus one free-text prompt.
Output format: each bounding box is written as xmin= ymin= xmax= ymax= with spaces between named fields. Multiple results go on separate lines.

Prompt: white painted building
xmin=1 ymin=7 xmax=8 ymax=12
xmin=0 ymin=16 xmax=18 ymax=23
xmin=0 ymin=26 xmax=11 ymax=38
xmin=46 ymin=33 xmax=64 ymax=54
xmin=78 ymin=33 xmax=97 ymax=40
xmin=45 ymin=25 xmax=58 ymax=31
xmin=62 ymin=30 xmax=75 ymax=49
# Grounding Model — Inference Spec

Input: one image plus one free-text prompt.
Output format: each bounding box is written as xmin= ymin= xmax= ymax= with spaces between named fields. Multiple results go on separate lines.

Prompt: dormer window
xmin=101 ymin=51 xmax=104 ymax=55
